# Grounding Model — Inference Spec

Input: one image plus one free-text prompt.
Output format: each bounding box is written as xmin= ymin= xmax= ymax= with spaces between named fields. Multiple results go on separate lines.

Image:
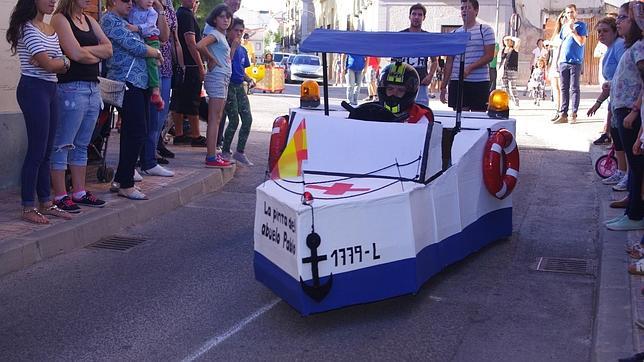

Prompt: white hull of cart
xmin=254 ymin=110 xmax=515 ymax=315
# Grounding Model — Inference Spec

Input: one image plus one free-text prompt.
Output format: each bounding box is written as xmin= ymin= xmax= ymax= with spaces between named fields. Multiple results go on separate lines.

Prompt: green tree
xmin=172 ymin=0 xmax=222 ymax=28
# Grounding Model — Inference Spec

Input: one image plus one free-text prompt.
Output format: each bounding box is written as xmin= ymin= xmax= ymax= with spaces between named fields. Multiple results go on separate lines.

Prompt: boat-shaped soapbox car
xmin=253 ymin=30 xmax=518 ymax=315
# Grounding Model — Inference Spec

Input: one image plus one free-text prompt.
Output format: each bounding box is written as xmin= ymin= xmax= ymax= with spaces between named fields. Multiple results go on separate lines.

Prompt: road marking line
xmin=182 ymin=298 xmax=281 ymax=361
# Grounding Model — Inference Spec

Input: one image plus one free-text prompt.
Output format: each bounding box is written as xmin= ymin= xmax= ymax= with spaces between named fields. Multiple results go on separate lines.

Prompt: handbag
xmin=98 ymin=58 xmax=136 ymax=108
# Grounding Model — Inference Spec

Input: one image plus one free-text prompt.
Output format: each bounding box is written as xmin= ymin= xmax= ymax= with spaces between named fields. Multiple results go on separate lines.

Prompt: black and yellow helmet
xmin=377 ymin=62 xmax=420 ymax=114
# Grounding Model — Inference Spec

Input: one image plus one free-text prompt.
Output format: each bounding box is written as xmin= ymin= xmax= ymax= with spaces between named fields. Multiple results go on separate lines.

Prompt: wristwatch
xmin=158 ymin=10 xmax=166 ymax=16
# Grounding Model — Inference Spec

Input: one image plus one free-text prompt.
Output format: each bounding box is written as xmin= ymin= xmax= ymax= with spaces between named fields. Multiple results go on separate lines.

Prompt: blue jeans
xmin=141 ymin=76 xmax=171 ymax=170
xmin=416 ymin=85 xmax=429 ymax=106
xmin=345 ymin=70 xmax=363 ymax=105
xmin=51 ymin=81 xmax=101 ymax=170
xmin=17 ymin=75 xmax=58 ymax=207
xmin=558 ymin=62 xmax=581 ymax=115
xmin=115 ymin=85 xmax=149 ymax=189
xmin=615 ymin=107 xmax=644 ymax=220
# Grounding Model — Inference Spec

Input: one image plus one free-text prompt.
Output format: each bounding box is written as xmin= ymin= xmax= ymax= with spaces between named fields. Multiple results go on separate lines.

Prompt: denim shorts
xmin=204 ymin=71 xmax=230 ymax=99
xmin=51 ymin=81 xmax=101 ymax=170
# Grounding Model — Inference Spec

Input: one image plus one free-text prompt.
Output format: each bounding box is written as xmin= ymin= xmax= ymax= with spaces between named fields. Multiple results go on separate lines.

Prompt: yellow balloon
xmin=245 ymin=65 xmax=265 ymax=82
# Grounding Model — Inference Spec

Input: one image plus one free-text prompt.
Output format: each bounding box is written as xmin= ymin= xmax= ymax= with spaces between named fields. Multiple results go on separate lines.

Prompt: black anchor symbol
xmin=299 ymin=231 xmax=333 ymax=302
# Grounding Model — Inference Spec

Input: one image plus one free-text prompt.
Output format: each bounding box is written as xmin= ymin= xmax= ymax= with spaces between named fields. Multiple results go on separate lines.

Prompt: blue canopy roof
xmin=299 ymin=29 xmax=470 ymax=57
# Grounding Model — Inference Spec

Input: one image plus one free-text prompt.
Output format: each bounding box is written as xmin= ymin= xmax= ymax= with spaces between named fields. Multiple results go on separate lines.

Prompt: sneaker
xmin=602 ymin=170 xmax=625 ymax=185
xmin=173 ymin=135 xmax=191 ymax=145
xmin=570 ymin=112 xmax=578 ymax=124
xmin=233 ymin=152 xmax=254 ymax=166
xmin=613 ymin=174 xmax=629 ymax=191
xmin=72 ymin=191 xmax=106 ymax=208
xmin=549 ymin=113 xmax=560 ymax=122
xmin=191 ymin=136 xmax=207 ymax=147
xmin=429 ymin=93 xmax=436 ymax=99
xmin=593 ymin=133 xmax=611 ymax=145
xmin=141 ymin=164 xmax=174 ymax=177
xmin=134 ymin=168 xmax=143 ymax=182
xmin=606 ymin=217 xmax=644 ymax=231
xmin=221 ymin=151 xmax=234 ymax=162
xmin=54 ymin=196 xmax=81 ymax=214
xmin=156 ymin=156 xmax=169 ymax=165
xmin=110 ymin=182 xmax=141 ymax=193
xmin=605 ymin=214 xmax=626 ymax=225
xmin=205 ymin=154 xmax=233 ymax=168
xmin=553 ymin=114 xmax=568 ymax=124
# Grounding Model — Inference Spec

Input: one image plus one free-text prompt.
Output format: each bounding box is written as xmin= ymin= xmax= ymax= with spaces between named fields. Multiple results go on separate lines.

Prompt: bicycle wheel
xmin=595 ymin=155 xmax=618 ymax=178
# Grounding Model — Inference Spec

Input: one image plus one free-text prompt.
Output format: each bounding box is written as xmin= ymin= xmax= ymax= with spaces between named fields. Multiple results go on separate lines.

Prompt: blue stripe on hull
xmin=254 ymin=207 xmax=512 ymax=315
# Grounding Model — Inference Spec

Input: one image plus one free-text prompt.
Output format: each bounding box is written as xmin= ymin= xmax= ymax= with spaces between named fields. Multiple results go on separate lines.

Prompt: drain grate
xmin=88 ymin=235 xmax=147 ymax=252
xmin=533 ymin=257 xmax=595 ymax=275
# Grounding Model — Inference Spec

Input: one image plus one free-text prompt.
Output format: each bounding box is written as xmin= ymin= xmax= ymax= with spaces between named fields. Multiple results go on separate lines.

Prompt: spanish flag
xmin=271 ymin=120 xmax=308 ymax=179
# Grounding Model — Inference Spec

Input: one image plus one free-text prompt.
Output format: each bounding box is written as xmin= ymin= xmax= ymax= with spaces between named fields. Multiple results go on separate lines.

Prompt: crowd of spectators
xmin=8 ymin=0 xmax=251 ymax=223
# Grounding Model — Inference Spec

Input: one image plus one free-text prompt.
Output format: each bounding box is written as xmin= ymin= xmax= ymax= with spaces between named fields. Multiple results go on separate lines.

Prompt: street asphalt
xmin=0 ymin=84 xmax=637 ymax=361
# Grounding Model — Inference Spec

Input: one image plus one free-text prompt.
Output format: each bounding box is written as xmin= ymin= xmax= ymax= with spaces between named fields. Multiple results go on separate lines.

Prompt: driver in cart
xmin=378 ymin=62 xmax=435 ymax=124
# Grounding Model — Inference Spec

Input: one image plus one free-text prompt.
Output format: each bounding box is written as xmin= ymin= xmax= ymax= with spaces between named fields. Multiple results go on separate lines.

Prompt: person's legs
xmin=206 ymin=97 xmax=226 ymax=157
xmin=17 ymin=76 xmax=56 ymax=209
xmin=346 ymin=70 xmax=355 ymax=103
xmin=570 ymin=63 xmax=582 ymax=116
xmin=559 ymin=63 xmax=571 ymax=116
xmin=141 ymin=77 xmax=172 ymax=171
xmin=222 ymin=84 xmax=240 ymax=154
xmin=616 ymin=108 xmax=644 ymax=220
xmin=51 ymin=82 xmax=90 ymax=203
xmin=115 ymin=86 xmax=148 ymax=190
xmin=235 ymin=85 xmax=253 ymax=154
xmin=67 ymin=82 xmax=101 ymax=196
xmin=353 ymin=71 xmax=363 ymax=105
xmin=506 ymin=70 xmax=519 ymax=106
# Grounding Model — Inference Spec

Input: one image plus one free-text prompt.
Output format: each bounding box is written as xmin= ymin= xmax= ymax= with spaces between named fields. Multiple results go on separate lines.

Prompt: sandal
xmin=39 ymin=205 xmax=72 ymax=220
xmin=628 ymin=259 xmax=644 ymax=275
xmin=21 ymin=208 xmax=49 ymax=225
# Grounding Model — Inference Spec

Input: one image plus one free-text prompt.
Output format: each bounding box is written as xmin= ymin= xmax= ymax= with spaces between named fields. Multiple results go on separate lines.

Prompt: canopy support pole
xmin=322 ymin=52 xmax=330 ymax=116
xmin=455 ymin=54 xmax=465 ymax=132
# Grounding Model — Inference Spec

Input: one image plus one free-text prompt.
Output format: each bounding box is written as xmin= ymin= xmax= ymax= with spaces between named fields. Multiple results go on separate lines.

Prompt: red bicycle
xmin=595 ymin=144 xmax=618 ymax=178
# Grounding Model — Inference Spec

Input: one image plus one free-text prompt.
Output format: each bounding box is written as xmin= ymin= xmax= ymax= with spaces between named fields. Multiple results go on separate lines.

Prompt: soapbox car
xmin=254 ymin=30 xmax=518 ymax=315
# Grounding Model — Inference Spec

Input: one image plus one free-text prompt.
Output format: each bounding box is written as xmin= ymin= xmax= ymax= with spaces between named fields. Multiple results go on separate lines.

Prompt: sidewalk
xmin=0 ymin=129 xmax=235 ymax=277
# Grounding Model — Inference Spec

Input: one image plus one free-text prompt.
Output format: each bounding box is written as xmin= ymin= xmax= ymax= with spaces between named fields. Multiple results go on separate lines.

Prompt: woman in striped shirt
xmin=7 ymin=0 xmax=72 ymax=224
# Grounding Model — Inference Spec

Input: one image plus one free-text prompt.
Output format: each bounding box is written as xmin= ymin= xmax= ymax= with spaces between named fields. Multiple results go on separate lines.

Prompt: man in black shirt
xmin=399 ymin=3 xmax=437 ymax=106
xmin=170 ymin=0 xmax=206 ymax=147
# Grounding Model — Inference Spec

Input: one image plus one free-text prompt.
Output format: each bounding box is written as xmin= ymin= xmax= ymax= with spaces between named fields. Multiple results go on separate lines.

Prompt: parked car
xmin=280 ymin=56 xmax=295 ymax=83
xmin=288 ymin=54 xmax=323 ymax=83
xmin=272 ymin=52 xmax=294 ymax=64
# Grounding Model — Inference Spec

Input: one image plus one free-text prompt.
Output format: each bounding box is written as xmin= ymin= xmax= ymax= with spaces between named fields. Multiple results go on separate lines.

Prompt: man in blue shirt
xmin=553 ymin=4 xmax=588 ymax=124
xmin=221 ymin=18 xmax=255 ymax=166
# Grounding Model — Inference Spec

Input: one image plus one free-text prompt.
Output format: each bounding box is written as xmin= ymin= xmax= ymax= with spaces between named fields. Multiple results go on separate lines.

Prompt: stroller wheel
xmin=97 ymin=166 xmax=115 ymax=183
xmin=105 ymin=167 xmax=115 ymax=183
xmin=97 ymin=166 xmax=107 ymax=182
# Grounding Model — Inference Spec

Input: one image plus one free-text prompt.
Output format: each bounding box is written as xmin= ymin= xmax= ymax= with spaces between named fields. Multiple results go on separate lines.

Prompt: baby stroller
xmin=88 ymin=105 xmax=116 ymax=182
xmin=527 ymin=67 xmax=546 ymax=106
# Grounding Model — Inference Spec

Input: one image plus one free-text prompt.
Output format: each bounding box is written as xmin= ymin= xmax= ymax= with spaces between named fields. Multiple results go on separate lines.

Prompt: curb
xmin=590 ymin=143 xmax=636 ymax=361
xmin=0 ymin=166 xmax=235 ymax=277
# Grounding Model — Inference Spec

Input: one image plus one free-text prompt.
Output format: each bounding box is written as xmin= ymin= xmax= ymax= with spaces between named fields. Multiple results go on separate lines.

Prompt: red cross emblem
xmin=305 ymin=182 xmax=371 ymax=195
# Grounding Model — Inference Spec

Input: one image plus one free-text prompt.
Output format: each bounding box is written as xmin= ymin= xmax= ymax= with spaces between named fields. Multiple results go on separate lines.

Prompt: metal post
xmin=322 ymin=52 xmax=329 ymax=115
xmin=455 ymin=55 xmax=465 ymax=132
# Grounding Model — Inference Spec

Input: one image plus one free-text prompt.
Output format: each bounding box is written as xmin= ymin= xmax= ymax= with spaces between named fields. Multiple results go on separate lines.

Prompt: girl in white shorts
xmin=197 ymin=4 xmax=233 ymax=168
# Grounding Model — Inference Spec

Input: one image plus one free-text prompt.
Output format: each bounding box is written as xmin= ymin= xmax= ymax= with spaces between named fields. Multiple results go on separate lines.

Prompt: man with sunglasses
xmin=553 ymin=4 xmax=587 ymax=124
